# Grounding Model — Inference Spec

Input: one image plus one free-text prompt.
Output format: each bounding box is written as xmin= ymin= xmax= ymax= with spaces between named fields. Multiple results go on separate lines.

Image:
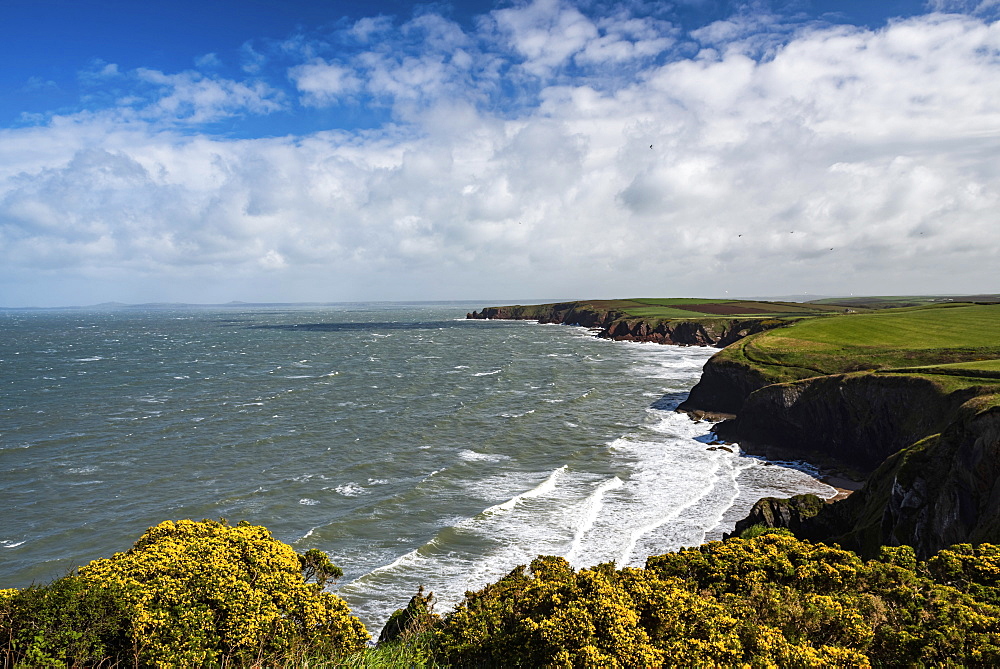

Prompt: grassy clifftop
xmin=687 ymin=302 xmax=1000 ymax=393
xmin=680 ymin=301 xmax=1000 ymax=558
xmin=468 ymin=297 xmax=852 ymax=347
xmin=740 ymin=303 xmax=1000 ymax=374
xmin=470 ymin=297 xmax=850 ymax=321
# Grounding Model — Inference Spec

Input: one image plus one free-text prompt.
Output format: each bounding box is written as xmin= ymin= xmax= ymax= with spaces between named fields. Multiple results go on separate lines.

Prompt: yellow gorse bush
xmin=76 ymin=519 xmax=369 ymax=665
xmin=432 ymin=535 xmax=1000 ymax=667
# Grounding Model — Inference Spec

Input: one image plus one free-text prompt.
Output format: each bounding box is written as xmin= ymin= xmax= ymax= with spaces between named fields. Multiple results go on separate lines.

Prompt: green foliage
xmin=300 ymin=546 xmax=345 ymax=588
xmin=0 ymin=575 xmax=133 ymax=665
xmin=431 ymin=535 xmax=1000 ymax=667
xmin=336 ymin=632 xmax=442 ymax=668
xmin=739 ymin=523 xmax=795 ymax=540
xmin=0 ymin=519 xmax=369 ymax=666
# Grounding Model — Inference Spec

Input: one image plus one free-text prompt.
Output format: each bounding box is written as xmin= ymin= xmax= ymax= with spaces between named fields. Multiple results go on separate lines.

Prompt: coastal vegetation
xmin=5 ymin=526 xmax=999 ymax=666
xmin=431 ymin=534 xmax=1000 ymax=667
xmin=0 ymin=519 xmax=368 ymax=666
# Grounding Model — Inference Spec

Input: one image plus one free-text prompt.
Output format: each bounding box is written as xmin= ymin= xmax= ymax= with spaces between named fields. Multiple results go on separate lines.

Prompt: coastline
xmin=473 ymin=309 xmax=862 ymax=533
xmin=472 ymin=300 xmax=1000 ymax=557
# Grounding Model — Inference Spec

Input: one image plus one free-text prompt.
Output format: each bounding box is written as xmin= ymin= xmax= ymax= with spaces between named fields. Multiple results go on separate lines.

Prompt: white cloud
xmin=1 ymin=9 xmax=999 ymax=305
xmin=926 ymin=0 xmax=1000 ymax=15
xmin=195 ymin=53 xmax=223 ymax=69
xmin=290 ymin=59 xmax=362 ymax=105
xmin=133 ymin=69 xmax=284 ymax=123
xmin=492 ymin=0 xmax=600 ymax=77
xmin=349 ymin=15 xmax=396 ymax=43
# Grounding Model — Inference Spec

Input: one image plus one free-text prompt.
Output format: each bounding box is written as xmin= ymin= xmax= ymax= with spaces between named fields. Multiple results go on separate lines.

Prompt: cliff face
xmin=730 ymin=373 xmax=980 ymax=471
xmin=678 ymin=356 xmax=776 ymax=415
xmin=468 ymin=303 xmax=783 ymax=347
xmin=468 ymin=303 xmax=617 ymax=329
xmin=684 ymin=347 xmax=1000 ymax=557
xmin=599 ymin=318 xmax=780 ymax=347
xmin=854 ymin=402 xmax=1000 ymax=557
xmin=725 ymin=494 xmax=826 ymax=539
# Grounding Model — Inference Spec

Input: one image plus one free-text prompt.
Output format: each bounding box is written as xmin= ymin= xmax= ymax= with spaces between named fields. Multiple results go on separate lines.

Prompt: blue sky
xmin=1 ymin=0 xmax=998 ymax=306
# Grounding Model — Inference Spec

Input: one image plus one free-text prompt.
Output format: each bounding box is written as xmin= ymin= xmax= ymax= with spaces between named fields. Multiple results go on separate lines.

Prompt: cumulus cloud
xmin=0 ymin=6 xmax=998 ymax=305
xmin=492 ymin=0 xmax=600 ymax=76
xmin=133 ymin=69 xmax=284 ymax=123
xmin=290 ymin=59 xmax=362 ymax=105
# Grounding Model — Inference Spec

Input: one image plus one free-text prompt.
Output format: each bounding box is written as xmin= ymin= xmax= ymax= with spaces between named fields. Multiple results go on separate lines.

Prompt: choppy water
xmin=0 ymin=303 xmax=834 ymax=633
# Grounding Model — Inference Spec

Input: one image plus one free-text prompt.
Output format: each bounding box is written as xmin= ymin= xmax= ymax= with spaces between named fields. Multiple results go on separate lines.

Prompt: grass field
xmin=808 ymin=294 xmax=1000 ymax=309
xmin=579 ymin=298 xmax=850 ymax=320
xmin=887 ymin=358 xmax=1000 ymax=381
xmin=729 ymin=303 xmax=1000 ymax=381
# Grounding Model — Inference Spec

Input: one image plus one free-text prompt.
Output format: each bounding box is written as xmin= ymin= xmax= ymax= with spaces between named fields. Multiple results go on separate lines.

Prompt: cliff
xmin=682 ymin=318 xmax=1000 ymax=557
xmin=818 ymin=398 xmax=1000 ymax=557
xmin=468 ymin=302 xmax=785 ymax=347
xmin=726 ymin=372 xmax=985 ymax=470
xmin=725 ymin=494 xmax=826 ymax=538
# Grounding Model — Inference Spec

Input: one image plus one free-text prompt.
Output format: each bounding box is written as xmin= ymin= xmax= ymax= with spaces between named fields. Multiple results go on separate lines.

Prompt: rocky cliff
xmin=468 ymin=302 xmax=617 ymax=329
xmin=468 ymin=302 xmax=783 ymax=347
xmin=727 ymin=372 xmax=985 ymax=470
xmin=684 ymin=346 xmax=1000 ymax=557
xmin=821 ymin=399 xmax=1000 ymax=557
xmin=725 ymin=494 xmax=826 ymax=539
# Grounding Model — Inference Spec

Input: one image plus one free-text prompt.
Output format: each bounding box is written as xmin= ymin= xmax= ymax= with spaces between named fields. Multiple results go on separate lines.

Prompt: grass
xmin=728 ymin=303 xmax=1000 ymax=380
xmin=612 ymin=305 xmax=725 ymax=319
xmin=885 ymin=358 xmax=1000 ymax=381
xmin=313 ymin=636 xmax=439 ymax=668
xmin=573 ymin=298 xmax=851 ymax=320
xmin=808 ymin=294 xmax=1000 ymax=309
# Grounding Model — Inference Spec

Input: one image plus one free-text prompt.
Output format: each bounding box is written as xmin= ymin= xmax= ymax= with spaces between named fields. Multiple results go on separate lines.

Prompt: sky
xmin=1 ymin=0 xmax=998 ymax=306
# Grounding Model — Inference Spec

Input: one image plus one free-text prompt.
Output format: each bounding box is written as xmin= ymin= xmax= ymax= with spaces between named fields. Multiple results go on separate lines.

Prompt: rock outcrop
xmin=678 ymin=356 xmax=777 ymax=415
xmin=725 ymin=494 xmax=826 ymax=539
xmin=468 ymin=303 xmax=617 ymax=329
xmin=598 ymin=318 xmax=781 ymax=347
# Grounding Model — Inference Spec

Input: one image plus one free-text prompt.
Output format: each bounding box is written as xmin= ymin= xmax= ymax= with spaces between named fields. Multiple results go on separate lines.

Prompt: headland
xmin=469 ymin=295 xmax=1000 ymax=558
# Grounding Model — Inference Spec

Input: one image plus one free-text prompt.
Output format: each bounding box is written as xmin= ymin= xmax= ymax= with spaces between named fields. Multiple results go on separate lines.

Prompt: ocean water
xmin=0 ymin=303 xmax=834 ymax=633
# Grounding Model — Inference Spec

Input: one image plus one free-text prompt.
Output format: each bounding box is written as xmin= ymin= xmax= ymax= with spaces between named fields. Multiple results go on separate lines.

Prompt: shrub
xmin=1 ymin=519 xmax=369 ymax=666
xmin=431 ymin=536 xmax=1000 ymax=667
xmin=0 ymin=575 xmax=133 ymax=665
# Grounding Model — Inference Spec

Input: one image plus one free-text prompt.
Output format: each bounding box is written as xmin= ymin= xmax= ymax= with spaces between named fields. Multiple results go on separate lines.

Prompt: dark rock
xmin=725 ymin=494 xmax=826 ymax=539
xmin=731 ymin=372 xmax=981 ymax=471
xmin=378 ymin=586 xmax=439 ymax=644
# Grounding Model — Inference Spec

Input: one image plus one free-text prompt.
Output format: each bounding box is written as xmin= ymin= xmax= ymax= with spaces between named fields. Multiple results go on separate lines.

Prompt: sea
xmin=0 ymin=302 xmax=835 ymax=633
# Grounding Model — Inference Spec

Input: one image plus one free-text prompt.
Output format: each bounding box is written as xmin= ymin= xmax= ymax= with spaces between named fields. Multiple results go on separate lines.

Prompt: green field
xmin=578 ymin=298 xmax=850 ymax=320
xmin=727 ymin=303 xmax=1000 ymax=382
xmin=888 ymin=358 xmax=1000 ymax=381
xmin=808 ymin=294 xmax=1000 ymax=309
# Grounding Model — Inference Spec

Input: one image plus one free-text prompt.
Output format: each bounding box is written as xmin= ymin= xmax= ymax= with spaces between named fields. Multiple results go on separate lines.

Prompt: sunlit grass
xmin=731 ymin=304 xmax=1000 ymax=379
